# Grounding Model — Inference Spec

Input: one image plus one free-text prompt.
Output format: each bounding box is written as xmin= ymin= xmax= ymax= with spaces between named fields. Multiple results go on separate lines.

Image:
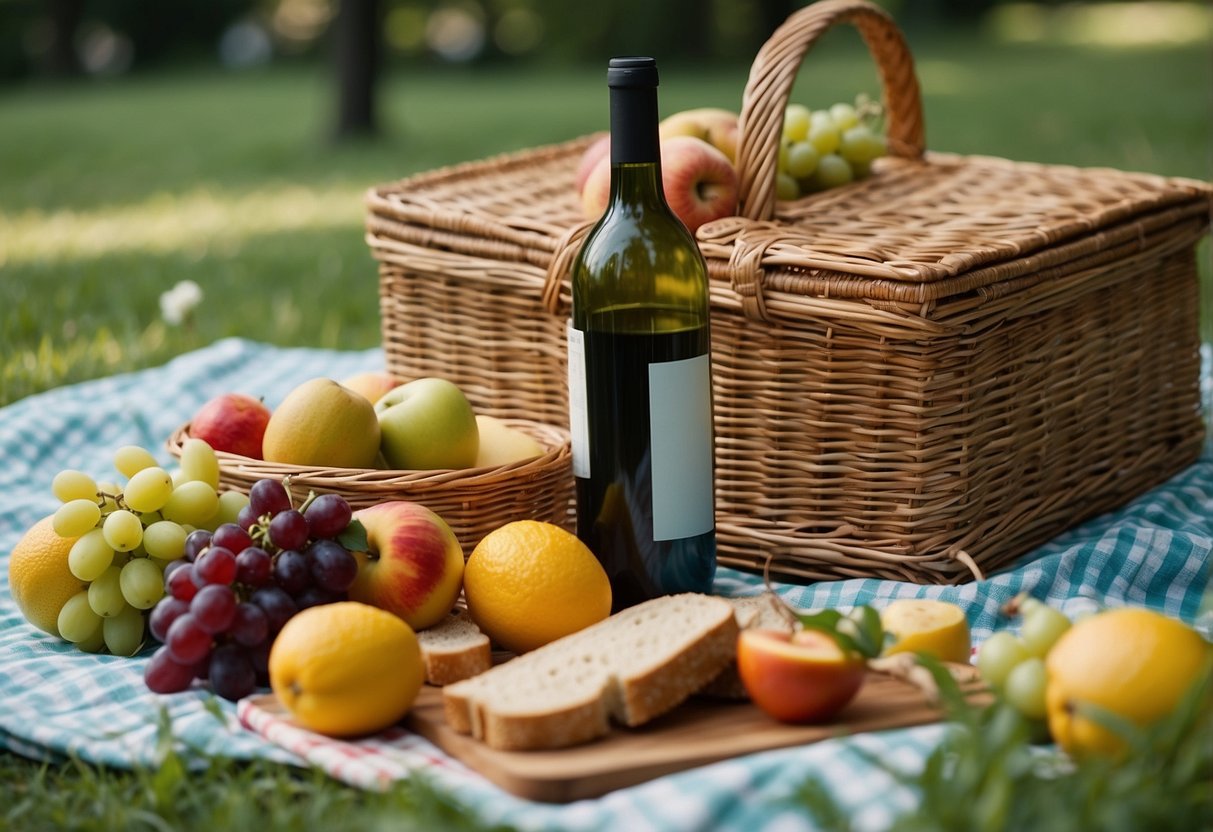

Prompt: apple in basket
xmin=340 ymin=371 xmax=403 ymax=405
xmin=262 ymin=378 xmax=381 ymax=469
xmin=347 ymin=501 xmax=464 ymax=630
xmin=581 ymin=135 xmax=739 ymax=234
xmin=189 ymin=393 xmax=271 ymax=459
xmin=375 ymin=378 xmax=479 ymax=470
xmin=658 ymin=107 xmax=740 ymax=162
xmin=736 ymin=629 xmax=867 ymax=723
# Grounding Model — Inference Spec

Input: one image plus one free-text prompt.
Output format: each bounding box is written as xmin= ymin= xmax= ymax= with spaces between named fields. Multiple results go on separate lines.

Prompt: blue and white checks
xmin=2 ymin=338 xmax=1209 ymax=831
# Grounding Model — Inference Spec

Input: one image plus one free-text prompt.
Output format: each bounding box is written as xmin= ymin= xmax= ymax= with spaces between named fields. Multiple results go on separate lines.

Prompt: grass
xmin=2 ymin=33 xmax=1210 ymax=406
xmin=0 ymin=26 xmax=1210 ymax=828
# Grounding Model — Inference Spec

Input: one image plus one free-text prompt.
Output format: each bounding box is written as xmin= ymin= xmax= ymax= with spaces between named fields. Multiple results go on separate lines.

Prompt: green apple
xmin=375 ymin=378 xmax=479 ymax=470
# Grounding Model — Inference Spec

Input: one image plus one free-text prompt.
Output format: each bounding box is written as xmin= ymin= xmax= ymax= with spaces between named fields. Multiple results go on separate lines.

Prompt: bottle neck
xmin=609 ymin=84 xmax=664 ymax=207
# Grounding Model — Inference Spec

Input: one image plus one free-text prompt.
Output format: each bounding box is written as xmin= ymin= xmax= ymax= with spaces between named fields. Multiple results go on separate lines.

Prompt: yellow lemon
xmin=269 ymin=602 xmax=423 ymax=737
xmin=880 ymin=599 xmax=971 ymax=664
xmin=7 ymin=516 xmax=86 ymax=638
xmin=1045 ymin=607 xmax=1211 ymax=758
xmin=464 ymin=520 xmax=611 ymax=654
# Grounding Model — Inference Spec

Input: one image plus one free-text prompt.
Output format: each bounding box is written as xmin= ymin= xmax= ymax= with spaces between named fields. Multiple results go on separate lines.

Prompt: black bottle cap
xmin=608 ymin=57 xmax=659 ymax=89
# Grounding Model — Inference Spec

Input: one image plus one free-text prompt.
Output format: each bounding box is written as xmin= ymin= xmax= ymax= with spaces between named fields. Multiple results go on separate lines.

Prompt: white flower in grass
xmin=160 ymin=280 xmax=203 ymax=326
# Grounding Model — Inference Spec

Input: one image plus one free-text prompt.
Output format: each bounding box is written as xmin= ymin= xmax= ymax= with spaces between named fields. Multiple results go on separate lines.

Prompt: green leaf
xmin=337 ymin=518 xmax=369 ymax=553
xmin=795 ymin=606 xmax=885 ymax=659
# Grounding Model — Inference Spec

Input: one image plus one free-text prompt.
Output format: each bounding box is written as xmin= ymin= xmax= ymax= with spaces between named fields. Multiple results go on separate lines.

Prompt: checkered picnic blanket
xmin=2 ymin=337 xmax=1210 ymax=831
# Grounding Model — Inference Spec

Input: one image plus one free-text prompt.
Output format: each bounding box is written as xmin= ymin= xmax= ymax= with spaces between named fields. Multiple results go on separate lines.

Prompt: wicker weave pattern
xmin=366 ymin=0 xmax=1210 ymax=583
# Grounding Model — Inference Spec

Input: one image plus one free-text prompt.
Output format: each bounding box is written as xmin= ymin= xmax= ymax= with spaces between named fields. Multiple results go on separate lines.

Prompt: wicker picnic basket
xmin=166 ymin=419 xmax=573 ymax=556
xmin=365 ymin=0 xmax=1210 ymax=584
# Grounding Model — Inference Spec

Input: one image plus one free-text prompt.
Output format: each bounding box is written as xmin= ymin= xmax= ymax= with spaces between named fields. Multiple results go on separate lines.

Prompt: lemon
xmin=269 ymin=602 xmax=424 ymax=737
xmin=1045 ymin=606 xmax=1211 ymax=758
xmin=8 ymin=516 xmax=87 ymax=638
xmin=880 ymin=599 xmax=971 ymax=664
xmin=464 ymin=520 xmax=611 ymax=654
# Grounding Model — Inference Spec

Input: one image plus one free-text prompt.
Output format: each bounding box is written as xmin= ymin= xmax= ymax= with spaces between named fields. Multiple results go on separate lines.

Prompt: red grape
xmin=209 ymin=644 xmax=256 ymax=701
xmin=272 ymin=549 xmax=310 ymax=595
xmin=305 ymin=494 xmax=352 ymax=539
xmin=307 ymin=539 xmax=359 ymax=593
xmin=212 ymin=523 xmax=253 ymax=556
xmin=166 ymin=613 xmax=212 ymax=665
xmin=167 ymin=564 xmax=199 ymax=601
xmin=269 ymin=510 xmax=309 ymax=551
xmin=193 ymin=545 xmax=237 ymax=586
xmin=145 ymin=645 xmax=195 ymax=694
xmin=192 ymin=584 xmax=237 ymax=634
xmin=235 ymin=546 xmax=272 ymax=587
xmin=294 ymin=586 xmax=343 ymax=610
xmin=250 ymin=586 xmax=297 ymax=634
xmin=183 ymin=529 xmax=212 ymax=562
xmin=230 ymin=602 xmax=268 ymax=647
xmin=237 ymin=504 xmax=260 ymax=532
xmin=149 ymin=596 xmax=190 ymax=642
xmin=249 ymin=478 xmax=292 ymax=517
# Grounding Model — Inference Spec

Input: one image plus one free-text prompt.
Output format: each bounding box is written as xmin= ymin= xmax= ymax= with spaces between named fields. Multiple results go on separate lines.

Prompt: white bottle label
xmin=567 ymin=322 xmax=590 ymax=479
xmin=649 ymin=353 xmax=715 ymax=541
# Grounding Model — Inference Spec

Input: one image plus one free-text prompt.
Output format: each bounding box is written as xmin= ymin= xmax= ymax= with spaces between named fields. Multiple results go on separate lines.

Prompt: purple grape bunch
xmin=144 ymin=478 xmax=361 ymax=701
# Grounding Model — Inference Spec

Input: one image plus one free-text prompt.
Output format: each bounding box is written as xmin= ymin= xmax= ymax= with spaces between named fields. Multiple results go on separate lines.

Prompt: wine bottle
xmin=568 ymin=56 xmax=717 ymax=612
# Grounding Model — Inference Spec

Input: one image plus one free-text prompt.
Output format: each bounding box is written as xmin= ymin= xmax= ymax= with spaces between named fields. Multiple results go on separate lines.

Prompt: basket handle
xmin=736 ymin=0 xmax=925 ymax=222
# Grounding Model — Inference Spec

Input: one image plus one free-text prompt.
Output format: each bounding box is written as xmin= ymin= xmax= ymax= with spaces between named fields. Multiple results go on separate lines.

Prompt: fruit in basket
xmin=775 ymin=95 xmax=887 ymax=200
xmin=463 ymin=520 xmax=611 ymax=654
xmin=1044 ymin=607 xmax=1211 ymax=758
xmin=374 ymin=377 xmax=479 ymax=470
xmin=340 ymin=371 xmax=403 ymax=405
xmin=262 ymin=378 xmax=381 ymax=469
xmin=659 ymin=107 xmax=740 ymax=162
xmin=189 ymin=393 xmax=272 ymax=459
xmin=269 ymin=601 xmax=424 ymax=737
xmin=880 ymin=599 xmax=971 ymax=664
xmin=8 ymin=516 xmax=86 ymax=637
xmin=581 ymin=135 xmax=738 ymax=234
xmin=144 ymin=477 xmax=364 ymax=700
xmin=736 ymin=628 xmax=867 ymax=723
xmin=347 ymin=501 xmax=464 ymax=631
xmin=574 ymin=134 xmax=611 ymax=194
xmin=473 ymin=415 xmax=545 ymax=468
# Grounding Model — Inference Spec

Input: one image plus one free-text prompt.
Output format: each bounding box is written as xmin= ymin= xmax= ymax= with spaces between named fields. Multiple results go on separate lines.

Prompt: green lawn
xmin=2 ymin=34 xmax=1210 ymax=407
xmin=1 ymin=27 xmax=1211 ymax=830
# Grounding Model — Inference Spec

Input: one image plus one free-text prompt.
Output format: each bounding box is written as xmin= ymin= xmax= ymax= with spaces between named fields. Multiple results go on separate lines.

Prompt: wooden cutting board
xmin=405 ymin=670 xmax=989 ymax=803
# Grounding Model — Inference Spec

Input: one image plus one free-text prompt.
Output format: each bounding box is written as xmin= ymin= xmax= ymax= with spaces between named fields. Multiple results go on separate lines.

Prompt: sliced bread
xmin=417 ymin=608 xmax=492 ymax=686
xmin=698 ymin=594 xmax=794 ymax=700
xmin=442 ymin=593 xmax=738 ymax=751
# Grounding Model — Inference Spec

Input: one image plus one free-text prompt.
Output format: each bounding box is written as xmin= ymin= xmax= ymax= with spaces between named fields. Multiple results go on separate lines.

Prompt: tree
xmin=333 ymin=0 xmax=381 ymax=138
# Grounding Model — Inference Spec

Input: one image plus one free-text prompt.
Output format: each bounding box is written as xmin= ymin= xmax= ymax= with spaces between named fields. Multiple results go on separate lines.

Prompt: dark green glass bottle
xmin=567 ymin=57 xmax=717 ymax=612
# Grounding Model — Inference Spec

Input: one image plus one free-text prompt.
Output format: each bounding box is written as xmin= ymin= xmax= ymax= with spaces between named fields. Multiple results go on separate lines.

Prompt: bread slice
xmin=416 ymin=608 xmax=492 ymax=686
xmin=698 ymin=594 xmax=795 ymax=700
xmin=442 ymin=593 xmax=738 ymax=751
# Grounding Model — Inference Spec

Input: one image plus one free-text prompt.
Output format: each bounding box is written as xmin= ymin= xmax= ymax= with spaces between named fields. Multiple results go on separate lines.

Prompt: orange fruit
xmin=269 ymin=601 xmax=423 ymax=737
xmin=1046 ymin=607 xmax=1211 ymax=758
xmin=880 ymin=599 xmax=971 ymax=664
xmin=463 ymin=520 xmax=611 ymax=654
xmin=8 ymin=516 xmax=86 ymax=638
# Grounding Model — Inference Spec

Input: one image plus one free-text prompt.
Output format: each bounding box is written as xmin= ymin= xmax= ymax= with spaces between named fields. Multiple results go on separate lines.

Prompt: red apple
xmin=581 ymin=136 xmax=739 ymax=234
xmin=574 ymin=134 xmax=611 ymax=194
xmin=348 ymin=501 xmax=464 ymax=631
xmin=659 ymin=107 xmax=740 ymax=162
xmin=340 ymin=371 xmax=402 ymax=405
xmin=736 ymin=628 xmax=867 ymax=723
xmin=189 ymin=393 xmax=271 ymax=459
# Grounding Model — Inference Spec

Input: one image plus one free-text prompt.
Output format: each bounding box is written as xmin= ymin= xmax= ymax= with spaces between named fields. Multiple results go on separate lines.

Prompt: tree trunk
xmin=334 ymin=0 xmax=380 ymax=139
xmin=47 ymin=0 xmax=84 ymax=78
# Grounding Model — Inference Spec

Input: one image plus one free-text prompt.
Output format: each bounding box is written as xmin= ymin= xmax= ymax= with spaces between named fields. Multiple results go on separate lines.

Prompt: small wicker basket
xmin=365 ymin=0 xmax=1210 ymax=584
xmin=166 ymin=420 xmax=573 ymax=556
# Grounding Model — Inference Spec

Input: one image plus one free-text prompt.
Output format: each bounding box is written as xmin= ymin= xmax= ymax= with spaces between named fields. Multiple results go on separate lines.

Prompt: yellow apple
xmin=340 ymin=371 xmax=403 ymax=405
xmin=659 ymin=107 xmax=740 ymax=160
xmin=473 ymin=415 xmax=545 ymax=468
xmin=348 ymin=501 xmax=465 ymax=631
xmin=261 ymin=378 xmax=380 ymax=468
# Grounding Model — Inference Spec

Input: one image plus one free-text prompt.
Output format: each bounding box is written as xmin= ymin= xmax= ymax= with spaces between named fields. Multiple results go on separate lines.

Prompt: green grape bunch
xmin=775 ymin=94 xmax=887 ymax=201
xmin=48 ymin=439 xmax=250 ymax=657
xmin=976 ymin=593 xmax=1073 ymax=728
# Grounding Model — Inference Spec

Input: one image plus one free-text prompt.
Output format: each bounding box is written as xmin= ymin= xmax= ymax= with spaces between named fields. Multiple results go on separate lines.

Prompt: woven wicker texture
xmin=166 ymin=420 xmax=574 ymax=558
xmin=366 ymin=0 xmax=1210 ymax=583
